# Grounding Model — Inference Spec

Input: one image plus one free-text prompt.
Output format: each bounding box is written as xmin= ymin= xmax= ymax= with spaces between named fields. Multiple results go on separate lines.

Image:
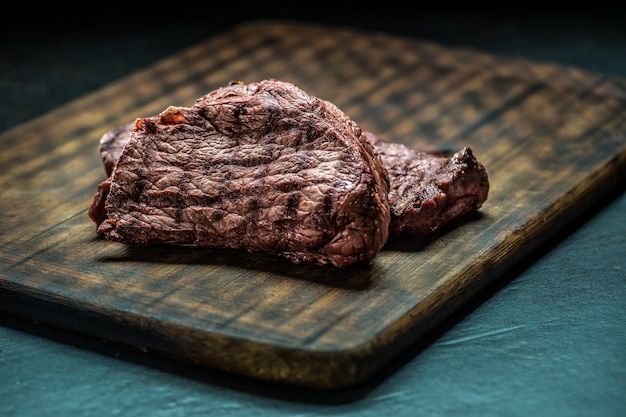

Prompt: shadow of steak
xmin=89 ymin=80 xmax=390 ymax=268
xmin=363 ymin=131 xmax=489 ymax=237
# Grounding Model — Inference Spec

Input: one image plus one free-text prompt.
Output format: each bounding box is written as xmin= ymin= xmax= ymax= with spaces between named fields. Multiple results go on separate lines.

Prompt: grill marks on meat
xmin=363 ymin=131 xmax=489 ymax=237
xmin=89 ymin=80 xmax=391 ymax=268
xmin=90 ymin=79 xmax=490 ymax=267
xmin=97 ymin=123 xmax=490 ymax=241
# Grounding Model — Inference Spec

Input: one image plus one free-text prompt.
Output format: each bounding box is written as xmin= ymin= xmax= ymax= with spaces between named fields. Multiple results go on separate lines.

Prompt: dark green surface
xmin=2 ymin=10 xmax=625 ymax=416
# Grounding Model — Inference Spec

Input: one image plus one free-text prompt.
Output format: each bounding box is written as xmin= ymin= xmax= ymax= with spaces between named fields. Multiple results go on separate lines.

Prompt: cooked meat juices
xmin=89 ymin=80 xmax=391 ymax=267
xmin=362 ymin=132 xmax=489 ymax=236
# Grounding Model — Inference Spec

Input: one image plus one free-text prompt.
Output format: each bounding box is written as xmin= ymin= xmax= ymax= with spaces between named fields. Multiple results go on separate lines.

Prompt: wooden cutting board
xmin=1 ymin=21 xmax=625 ymax=390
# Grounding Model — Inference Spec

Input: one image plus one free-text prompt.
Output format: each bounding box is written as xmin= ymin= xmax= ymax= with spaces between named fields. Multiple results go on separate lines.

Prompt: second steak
xmin=364 ymin=131 xmax=489 ymax=237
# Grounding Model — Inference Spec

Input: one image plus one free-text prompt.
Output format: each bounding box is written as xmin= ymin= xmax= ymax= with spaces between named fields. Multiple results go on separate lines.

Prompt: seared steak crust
xmin=94 ymin=121 xmax=490 ymax=242
xmin=89 ymin=80 xmax=390 ymax=268
xmin=363 ymin=131 xmax=489 ymax=236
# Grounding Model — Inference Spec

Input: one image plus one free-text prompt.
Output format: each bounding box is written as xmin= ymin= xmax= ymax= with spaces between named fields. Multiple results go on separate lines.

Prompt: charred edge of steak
xmin=87 ymin=178 xmax=111 ymax=225
xmin=90 ymin=79 xmax=391 ymax=268
xmin=363 ymin=131 xmax=489 ymax=237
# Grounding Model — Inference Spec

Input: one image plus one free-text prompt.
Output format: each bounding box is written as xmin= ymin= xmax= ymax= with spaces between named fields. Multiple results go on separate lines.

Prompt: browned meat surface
xmin=363 ymin=131 xmax=489 ymax=237
xmin=89 ymin=80 xmax=390 ymax=268
xmin=95 ymin=118 xmax=490 ymax=242
xmin=99 ymin=123 xmax=133 ymax=177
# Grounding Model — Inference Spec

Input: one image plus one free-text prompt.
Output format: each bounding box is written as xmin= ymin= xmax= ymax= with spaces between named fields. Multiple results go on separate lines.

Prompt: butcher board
xmin=1 ymin=21 xmax=625 ymax=390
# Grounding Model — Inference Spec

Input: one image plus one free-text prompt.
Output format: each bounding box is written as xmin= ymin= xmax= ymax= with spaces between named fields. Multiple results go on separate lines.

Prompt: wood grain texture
xmin=1 ymin=20 xmax=625 ymax=389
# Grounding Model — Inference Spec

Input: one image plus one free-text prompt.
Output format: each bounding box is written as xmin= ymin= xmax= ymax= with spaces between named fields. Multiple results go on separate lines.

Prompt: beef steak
xmin=96 ymin=119 xmax=490 ymax=241
xmin=363 ymin=131 xmax=489 ymax=236
xmin=89 ymin=80 xmax=391 ymax=268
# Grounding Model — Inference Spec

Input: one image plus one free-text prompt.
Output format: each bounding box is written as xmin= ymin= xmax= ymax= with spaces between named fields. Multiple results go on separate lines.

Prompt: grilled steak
xmin=363 ymin=131 xmax=489 ymax=236
xmin=96 ymin=121 xmax=489 ymax=240
xmin=89 ymin=80 xmax=391 ymax=268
